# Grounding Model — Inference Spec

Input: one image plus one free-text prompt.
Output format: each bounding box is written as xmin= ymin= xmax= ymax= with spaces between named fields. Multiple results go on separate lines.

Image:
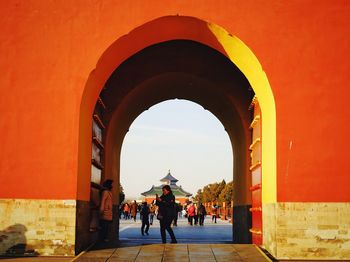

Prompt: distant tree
xmin=194 ymin=179 xmax=232 ymax=204
xmin=194 ymin=189 xmax=203 ymax=203
xmin=202 ymin=184 xmax=215 ymax=202
xmin=219 ymin=181 xmax=233 ymax=203
xmin=215 ymin=180 xmax=226 ymax=199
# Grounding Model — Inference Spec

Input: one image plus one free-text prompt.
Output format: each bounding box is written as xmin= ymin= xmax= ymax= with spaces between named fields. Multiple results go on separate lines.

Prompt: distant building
xmin=141 ymin=170 xmax=192 ymax=204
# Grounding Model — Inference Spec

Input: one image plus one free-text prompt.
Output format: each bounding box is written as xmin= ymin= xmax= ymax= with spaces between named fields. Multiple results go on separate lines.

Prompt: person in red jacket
xmin=187 ymin=203 xmax=196 ymax=226
xmin=99 ymin=179 xmax=113 ymax=242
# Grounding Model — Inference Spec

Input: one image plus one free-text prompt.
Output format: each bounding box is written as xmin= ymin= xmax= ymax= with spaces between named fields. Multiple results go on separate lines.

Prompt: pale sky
xmin=120 ymin=99 xmax=233 ymax=200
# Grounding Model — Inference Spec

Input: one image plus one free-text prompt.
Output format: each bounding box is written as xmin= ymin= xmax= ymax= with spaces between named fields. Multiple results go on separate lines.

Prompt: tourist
xmin=211 ymin=205 xmax=218 ymax=223
xmin=99 ymin=179 xmax=113 ymax=242
xmin=172 ymin=203 xmax=181 ymax=226
xmin=155 ymin=185 xmax=177 ymax=244
xmin=140 ymin=202 xmax=150 ymax=236
xmin=130 ymin=200 xmax=138 ymax=222
xmin=198 ymin=203 xmax=207 ymax=226
xmin=123 ymin=202 xmax=130 ymax=220
xmin=187 ymin=202 xmax=195 ymax=226
xmin=194 ymin=203 xmax=199 ymax=225
xmin=149 ymin=203 xmax=156 ymax=225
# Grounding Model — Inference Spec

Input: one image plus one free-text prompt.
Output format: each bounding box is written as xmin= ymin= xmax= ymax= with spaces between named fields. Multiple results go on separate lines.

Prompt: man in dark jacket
xmin=172 ymin=203 xmax=181 ymax=226
xmin=198 ymin=203 xmax=207 ymax=226
xmin=140 ymin=202 xmax=150 ymax=235
xmin=156 ymin=185 xmax=177 ymax=243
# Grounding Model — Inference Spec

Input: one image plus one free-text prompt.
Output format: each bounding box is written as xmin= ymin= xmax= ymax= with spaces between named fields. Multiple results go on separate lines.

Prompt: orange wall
xmin=0 ymin=1 xmax=349 ymax=201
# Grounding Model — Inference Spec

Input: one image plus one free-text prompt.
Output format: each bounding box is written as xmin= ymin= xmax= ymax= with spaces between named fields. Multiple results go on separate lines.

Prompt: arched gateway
xmin=77 ymin=15 xmax=276 ymax=254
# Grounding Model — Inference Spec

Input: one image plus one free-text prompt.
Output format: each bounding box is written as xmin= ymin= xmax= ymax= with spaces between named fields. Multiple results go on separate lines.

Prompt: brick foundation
xmin=263 ymin=202 xmax=350 ymax=260
xmin=0 ymin=199 xmax=76 ymax=256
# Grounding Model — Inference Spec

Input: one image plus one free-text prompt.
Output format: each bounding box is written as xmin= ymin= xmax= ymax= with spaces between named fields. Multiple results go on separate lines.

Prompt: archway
xmin=77 ymin=15 xmax=276 ymax=252
xmin=119 ymin=99 xmax=234 ymax=243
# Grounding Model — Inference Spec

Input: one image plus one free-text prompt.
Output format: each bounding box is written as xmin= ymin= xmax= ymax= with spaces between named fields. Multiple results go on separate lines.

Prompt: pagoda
xmin=141 ymin=170 xmax=192 ymax=204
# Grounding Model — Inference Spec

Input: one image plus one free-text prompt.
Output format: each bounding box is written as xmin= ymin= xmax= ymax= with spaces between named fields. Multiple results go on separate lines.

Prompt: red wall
xmin=0 ymin=1 xmax=349 ymax=201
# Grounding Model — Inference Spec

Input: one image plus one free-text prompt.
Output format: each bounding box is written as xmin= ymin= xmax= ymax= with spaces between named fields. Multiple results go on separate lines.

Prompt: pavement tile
xmin=211 ymin=244 xmax=236 ymax=251
xmin=232 ymin=244 xmax=269 ymax=261
xmin=74 ymin=257 xmax=108 ymax=262
xmin=137 ymin=253 xmax=162 ymax=257
xmin=216 ymin=257 xmax=245 ymax=262
xmin=110 ymin=254 xmax=138 ymax=260
xmin=107 ymin=258 xmax=134 ymax=262
xmin=163 ymin=256 xmax=190 ymax=262
xmin=189 ymin=256 xmax=216 ymax=262
xmin=164 ymin=252 xmax=189 ymax=257
xmin=215 ymin=254 xmax=243 ymax=261
xmin=112 ymin=247 xmax=140 ymax=257
xmin=212 ymin=251 xmax=237 ymax=255
xmin=79 ymin=252 xmax=113 ymax=258
xmin=135 ymin=255 xmax=163 ymax=262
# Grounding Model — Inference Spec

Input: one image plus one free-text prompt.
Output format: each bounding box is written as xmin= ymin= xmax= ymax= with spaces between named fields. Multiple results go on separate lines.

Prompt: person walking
xmin=140 ymin=202 xmax=150 ymax=236
xmin=187 ymin=203 xmax=195 ymax=226
xmin=99 ymin=179 xmax=113 ymax=242
xmin=194 ymin=203 xmax=199 ymax=225
xmin=198 ymin=203 xmax=207 ymax=226
xmin=123 ymin=203 xmax=130 ymax=220
xmin=211 ymin=205 xmax=218 ymax=223
xmin=149 ymin=203 xmax=156 ymax=225
xmin=173 ymin=203 xmax=181 ymax=226
xmin=155 ymin=185 xmax=177 ymax=244
xmin=119 ymin=204 xmax=124 ymax=220
xmin=130 ymin=200 xmax=138 ymax=222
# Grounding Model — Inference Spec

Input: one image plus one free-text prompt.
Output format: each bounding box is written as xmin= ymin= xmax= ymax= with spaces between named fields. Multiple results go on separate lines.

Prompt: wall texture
xmin=264 ymin=202 xmax=350 ymax=260
xmin=0 ymin=199 xmax=75 ymax=256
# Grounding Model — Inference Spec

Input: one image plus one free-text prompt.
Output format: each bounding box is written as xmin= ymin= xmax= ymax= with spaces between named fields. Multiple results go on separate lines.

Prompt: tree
xmin=215 ymin=180 xmax=226 ymax=200
xmin=194 ymin=189 xmax=203 ymax=203
xmin=194 ymin=179 xmax=232 ymax=204
xmin=219 ymin=181 xmax=233 ymax=203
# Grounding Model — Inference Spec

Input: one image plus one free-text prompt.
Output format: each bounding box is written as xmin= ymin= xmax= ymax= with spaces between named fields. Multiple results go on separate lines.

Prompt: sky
xmin=120 ymin=99 xmax=233 ymax=200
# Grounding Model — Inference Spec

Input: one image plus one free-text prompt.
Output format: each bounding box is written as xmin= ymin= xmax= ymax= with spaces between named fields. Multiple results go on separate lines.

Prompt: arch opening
xmin=120 ymin=99 xmax=234 ymax=202
xmin=119 ymin=99 xmax=234 ymax=243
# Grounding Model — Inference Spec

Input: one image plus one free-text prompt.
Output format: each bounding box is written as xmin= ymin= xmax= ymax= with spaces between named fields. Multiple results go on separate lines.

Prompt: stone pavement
xmin=74 ymin=244 xmax=271 ymax=262
xmin=74 ymin=217 xmax=272 ymax=261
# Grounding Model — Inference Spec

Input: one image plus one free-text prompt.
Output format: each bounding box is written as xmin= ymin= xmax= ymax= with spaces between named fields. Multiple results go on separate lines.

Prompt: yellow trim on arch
xmin=208 ymin=23 xmax=277 ymax=203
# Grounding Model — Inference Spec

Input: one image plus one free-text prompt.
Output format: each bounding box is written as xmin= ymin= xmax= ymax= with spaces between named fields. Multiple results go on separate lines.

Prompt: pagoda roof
xmin=141 ymin=185 xmax=192 ymax=197
xmin=160 ymin=170 xmax=178 ymax=183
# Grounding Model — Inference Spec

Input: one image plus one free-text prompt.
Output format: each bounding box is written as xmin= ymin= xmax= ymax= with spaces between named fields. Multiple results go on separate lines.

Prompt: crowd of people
xmin=119 ymin=198 xmax=220 ymax=227
xmin=94 ymin=180 xmax=221 ymax=243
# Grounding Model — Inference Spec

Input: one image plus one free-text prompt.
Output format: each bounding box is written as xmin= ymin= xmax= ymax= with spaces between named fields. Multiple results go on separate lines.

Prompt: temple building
xmin=141 ymin=171 xmax=192 ymax=204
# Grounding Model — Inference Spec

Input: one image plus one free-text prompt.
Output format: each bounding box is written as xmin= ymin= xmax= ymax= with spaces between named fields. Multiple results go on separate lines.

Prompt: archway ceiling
xmin=102 ymin=40 xmax=254 ymax=121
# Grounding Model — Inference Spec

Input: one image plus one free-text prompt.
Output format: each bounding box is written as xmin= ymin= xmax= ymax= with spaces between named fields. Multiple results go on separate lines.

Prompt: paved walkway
xmin=74 ymin=217 xmax=272 ymax=261
xmin=74 ymin=244 xmax=271 ymax=261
